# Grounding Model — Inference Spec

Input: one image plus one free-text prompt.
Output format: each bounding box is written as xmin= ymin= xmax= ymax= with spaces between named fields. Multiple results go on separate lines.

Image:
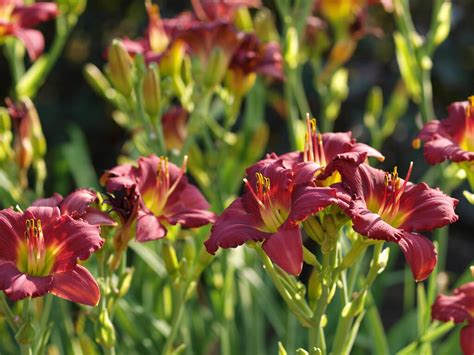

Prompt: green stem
xmin=20 ymin=298 xmax=32 ymax=355
xmin=366 ymin=291 xmax=390 ymax=355
xmin=0 ymin=292 xmax=18 ymax=331
xmin=284 ymin=65 xmax=298 ymax=150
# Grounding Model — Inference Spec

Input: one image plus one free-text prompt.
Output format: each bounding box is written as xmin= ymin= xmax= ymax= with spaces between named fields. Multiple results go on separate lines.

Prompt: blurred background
xmin=0 ymin=0 xmax=473 ymax=331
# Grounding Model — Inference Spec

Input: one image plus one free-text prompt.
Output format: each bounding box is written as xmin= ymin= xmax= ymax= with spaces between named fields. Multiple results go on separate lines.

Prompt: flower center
xmin=460 ymin=96 xmax=474 ymax=152
xmin=143 ymin=156 xmax=187 ymax=216
xmin=368 ymin=163 xmax=413 ymax=228
xmin=244 ymin=172 xmax=288 ymax=233
xmin=17 ymin=219 xmax=55 ymax=277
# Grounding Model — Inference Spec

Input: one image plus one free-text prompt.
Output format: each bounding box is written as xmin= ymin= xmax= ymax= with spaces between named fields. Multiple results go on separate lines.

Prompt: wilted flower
xmin=418 ymin=98 xmax=474 ymax=165
xmin=32 ymin=189 xmax=116 ymax=227
xmin=191 ymin=0 xmax=261 ymax=21
xmin=432 ymin=282 xmax=474 ymax=355
xmin=0 ymin=0 xmax=58 ymax=60
xmin=0 ymin=206 xmax=103 ymax=305
xmin=320 ymin=152 xmax=458 ymax=281
xmin=205 ymin=159 xmax=338 ymax=275
xmin=101 ymin=155 xmax=215 ymax=243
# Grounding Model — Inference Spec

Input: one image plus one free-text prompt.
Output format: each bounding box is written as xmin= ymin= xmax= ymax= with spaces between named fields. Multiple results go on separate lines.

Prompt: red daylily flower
xmin=418 ymin=98 xmax=474 ymax=165
xmin=432 ymin=282 xmax=474 ymax=355
xmin=32 ymin=189 xmax=116 ymax=227
xmin=273 ymin=117 xmax=384 ymax=186
xmin=191 ymin=0 xmax=261 ymax=21
xmin=0 ymin=206 xmax=103 ymax=305
xmin=205 ymin=159 xmax=338 ymax=275
xmin=0 ymin=0 xmax=58 ymax=60
xmin=101 ymin=155 xmax=215 ymax=242
xmin=320 ymin=152 xmax=458 ymax=281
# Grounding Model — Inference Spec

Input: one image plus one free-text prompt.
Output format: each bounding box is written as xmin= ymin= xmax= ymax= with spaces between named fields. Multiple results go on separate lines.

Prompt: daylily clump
xmin=101 ymin=155 xmax=215 ymax=243
xmin=0 ymin=0 xmax=58 ymax=60
xmin=432 ymin=282 xmax=474 ymax=355
xmin=418 ymin=98 xmax=474 ymax=165
xmin=0 ymin=206 xmax=103 ymax=305
xmin=205 ymin=158 xmax=338 ymax=275
xmin=320 ymin=152 xmax=459 ymax=281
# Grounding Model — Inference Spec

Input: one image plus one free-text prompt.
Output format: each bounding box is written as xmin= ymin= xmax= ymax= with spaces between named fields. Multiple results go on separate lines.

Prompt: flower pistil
xmin=18 ymin=218 xmax=53 ymax=277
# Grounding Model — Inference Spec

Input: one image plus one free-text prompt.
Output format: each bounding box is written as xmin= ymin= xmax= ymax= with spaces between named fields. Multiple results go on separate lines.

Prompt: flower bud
xmin=159 ymin=40 xmax=186 ymax=77
xmin=142 ymin=63 xmax=161 ymax=117
xmin=162 ymin=240 xmax=179 ymax=274
xmin=117 ymin=267 xmax=134 ymax=297
xmin=308 ymin=269 xmax=322 ymax=306
xmin=226 ymin=70 xmax=256 ymax=98
xmin=284 ymin=26 xmax=299 ymax=69
xmin=15 ymin=319 xmax=36 ymax=345
xmin=296 ymin=349 xmax=309 ymax=355
xmin=342 ymin=290 xmax=368 ymax=318
xmin=320 ymin=0 xmax=353 ymax=24
xmin=303 ymin=217 xmax=325 ymax=245
xmin=95 ymin=308 xmax=116 ymax=348
xmin=183 ymin=237 xmax=196 ymax=262
xmin=254 ymin=8 xmax=279 ymax=42
xmin=203 ymin=47 xmax=229 ymax=88
xmin=107 ymin=40 xmax=134 ymax=96
xmin=234 ymin=7 xmax=253 ymax=32
xmin=84 ymin=63 xmax=115 ymax=99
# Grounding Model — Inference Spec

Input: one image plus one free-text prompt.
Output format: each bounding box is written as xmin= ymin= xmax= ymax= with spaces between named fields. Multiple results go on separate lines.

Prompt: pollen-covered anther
xmin=21 ymin=218 xmax=51 ymax=276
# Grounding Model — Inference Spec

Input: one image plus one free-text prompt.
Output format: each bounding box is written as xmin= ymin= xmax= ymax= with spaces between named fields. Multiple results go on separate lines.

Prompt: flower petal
xmin=399 ymin=182 xmax=458 ymax=232
xmin=204 ymin=198 xmax=268 ymax=254
xmin=59 ymin=189 xmax=97 ymax=217
xmin=32 ymin=193 xmax=63 ymax=207
xmin=83 ymin=208 xmax=116 ymax=226
xmin=13 ymin=3 xmax=58 ymax=28
xmin=44 ymin=216 xmax=103 ymax=273
xmin=50 ymin=265 xmax=100 ymax=306
xmin=397 ymin=231 xmax=437 ymax=282
xmin=135 ymin=211 xmax=167 ymax=242
xmin=262 ymin=227 xmax=303 ymax=275
xmin=423 ymin=135 xmax=474 ymax=164
xmin=432 ymin=293 xmax=471 ymax=324
xmin=460 ymin=324 xmax=474 ymax=355
xmin=24 ymin=206 xmax=61 ymax=226
xmin=12 ymin=28 xmax=44 ymax=60
xmin=0 ymin=208 xmax=24 ymax=262
xmin=287 ymin=185 xmax=337 ymax=224
xmin=0 ymin=261 xmax=52 ymax=301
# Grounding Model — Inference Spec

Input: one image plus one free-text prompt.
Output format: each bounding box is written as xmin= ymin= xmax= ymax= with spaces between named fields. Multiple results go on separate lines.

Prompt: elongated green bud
xmin=142 ymin=63 xmax=161 ymax=117
xmin=95 ymin=308 xmax=116 ymax=348
xmin=162 ymin=241 xmax=179 ymax=274
xmin=303 ymin=217 xmax=325 ymax=245
xmin=108 ymin=40 xmax=134 ymax=96
xmin=342 ymin=290 xmax=367 ymax=318
xmin=84 ymin=63 xmax=114 ymax=99
xmin=204 ymin=48 xmax=229 ymax=88
xmin=183 ymin=237 xmax=196 ymax=262
xmin=254 ymin=8 xmax=279 ymax=42
xmin=117 ymin=267 xmax=134 ymax=297
xmin=308 ymin=269 xmax=322 ymax=306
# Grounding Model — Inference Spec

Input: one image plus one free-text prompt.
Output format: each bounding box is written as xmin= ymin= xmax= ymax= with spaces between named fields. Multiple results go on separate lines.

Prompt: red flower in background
xmin=101 ymin=155 xmax=215 ymax=243
xmin=205 ymin=159 xmax=338 ymax=275
xmin=191 ymin=0 xmax=261 ymax=21
xmin=0 ymin=206 xmax=103 ymax=305
xmin=418 ymin=98 xmax=474 ymax=165
xmin=33 ymin=189 xmax=116 ymax=227
xmin=320 ymin=152 xmax=458 ymax=281
xmin=0 ymin=0 xmax=58 ymax=60
xmin=432 ymin=282 xmax=474 ymax=355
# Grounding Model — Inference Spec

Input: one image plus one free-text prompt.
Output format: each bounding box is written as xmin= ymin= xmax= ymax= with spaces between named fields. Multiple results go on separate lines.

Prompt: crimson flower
xmin=418 ymin=98 xmax=474 ymax=165
xmin=0 ymin=0 xmax=58 ymax=60
xmin=191 ymin=0 xmax=261 ymax=21
xmin=101 ymin=155 xmax=215 ymax=242
xmin=32 ymin=189 xmax=116 ymax=227
xmin=205 ymin=159 xmax=338 ymax=275
xmin=0 ymin=206 xmax=103 ymax=305
xmin=274 ymin=117 xmax=384 ymax=186
xmin=320 ymin=152 xmax=458 ymax=281
xmin=432 ymin=282 xmax=474 ymax=355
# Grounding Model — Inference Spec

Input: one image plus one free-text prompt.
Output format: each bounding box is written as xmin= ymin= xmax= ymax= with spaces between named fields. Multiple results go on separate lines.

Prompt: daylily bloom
xmin=0 ymin=0 xmax=58 ymax=60
xmin=432 ymin=282 xmax=474 ymax=355
xmin=418 ymin=98 xmax=474 ymax=165
xmin=32 ymin=189 xmax=116 ymax=227
xmin=274 ymin=117 xmax=384 ymax=186
xmin=205 ymin=159 xmax=338 ymax=275
xmin=320 ymin=152 xmax=458 ymax=281
xmin=191 ymin=0 xmax=261 ymax=21
xmin=0 ymin=206 xmax=103 ymax=305
xmin=101 ymin=155 xmax=215 ymax=243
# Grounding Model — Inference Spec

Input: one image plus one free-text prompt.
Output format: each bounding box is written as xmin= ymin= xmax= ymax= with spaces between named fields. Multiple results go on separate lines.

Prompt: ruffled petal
xmin=59 ymin=189 xmax=97 ymax=217
xmin=135 ymin=211 xmax=167 ymax=242
xmin=204 ymin=198 xmax=268 ymax=254
xmin=136 ymin=155 xmax=187 ymax=194
xmin=101 ymin=163 xmax=137 ymax=191
xmin=262 ymin=227 xmax=303 ymax=275
xmin=0 ymin=261 xmax=52 ymax=301
xmin=44 ymin=216 xmax=103 ymax=273
xmin=50 ymin=265 xmax=100 ymax=306
xmin=82 ymin=208 xmax=116 ymax=226
xmin=431 ymin=293 xmax=471 ymax=324
xmin=287 ymin=185 xmax=337 ymax=224
xmin=321 ymin=132 xmax=354 ymax=162
xmin=24 ymin=206 xmax=61 ymax=226
xmin=13 ymin=3 xmax=58 ymax=27
xmin=423 ymin=135 xmax=474 ymax=164
xmin=460 ymin=324 xmax=474 ymax=355
xmin=397 ymin=231 xmax=437 ymax=282
xmin=398 ymin=182 xmax=458 ymax=231
xmin=292 ymin=161 xmax=322 ymax=185
xmin=32 ymin=193 xmax=63 ymax=207
xmin=11 ymin=28 xmax=44 ymax=60
xmin=0 ymin=208 xmax=24 ymax=262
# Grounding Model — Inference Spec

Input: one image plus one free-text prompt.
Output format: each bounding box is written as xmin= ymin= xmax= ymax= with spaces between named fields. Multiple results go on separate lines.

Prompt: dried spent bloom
xmin=0 ymin=0 xmax=58 ymax=60
xmin=432 ymin=282 xmax=474 ymax=355
xmin=275 ymin=117 xmax=384 ymax=187
xmin=32 ymin=189 xmax=116 ymax=227
xmin=418 ymin=98 xmax=474 ymax=165
xmin=205 ymin=159 xmax=338 ymax=275
xmin=321 ymin=152 xmax=458 ymax=281
xmin=0 ymin=206 xmax=103 ymax=305
xmin=101 ymin=155 xmax=215 ymax=242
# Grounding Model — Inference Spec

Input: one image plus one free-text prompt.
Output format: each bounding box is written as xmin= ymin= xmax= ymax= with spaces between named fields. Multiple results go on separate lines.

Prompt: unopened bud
xmin=284 ymin=27 xmax=299 ymax=69
xmin=95 ymin=308 xmax=116 ymax=348
xmin=226 ymin=70 xmax=256 ymax=98
xmin=162 ymin=241 xmax=179 ymax=274
xmin=107 ymin=40 xmax=134 ymax=96
xmin=117 ymin=267 xmax=134 ymax=297
xmin=303 ymin=217 xmax=325 ymax=245
xmin=142 ymin=63 xmax=161 ymax=117
xmin=322 ymin=215 xmax=338 ymax=240
xmin=376 ymin=247 xmax=390 ymax=272
xmin=183 ymin=238 xmax=196 ymax=262
xmin=234 ymin=7 xmax=253 ymax=32
xmin=203 ymin=47 xmax=229 ymax=88
xmin=308 ymin=269 xmax=322 ymax=306
xmin=296 ymin=349 xmax=309 ymax=355
xmin=320 ymin=0 xmax=352 ymax=24
xmin=342 ymin=290 xmax=367 ymax=318
xmin=160 ymin=40 xmax=186 ymax=77
xmin=84 ymin=63 xmax=114 ymax=99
